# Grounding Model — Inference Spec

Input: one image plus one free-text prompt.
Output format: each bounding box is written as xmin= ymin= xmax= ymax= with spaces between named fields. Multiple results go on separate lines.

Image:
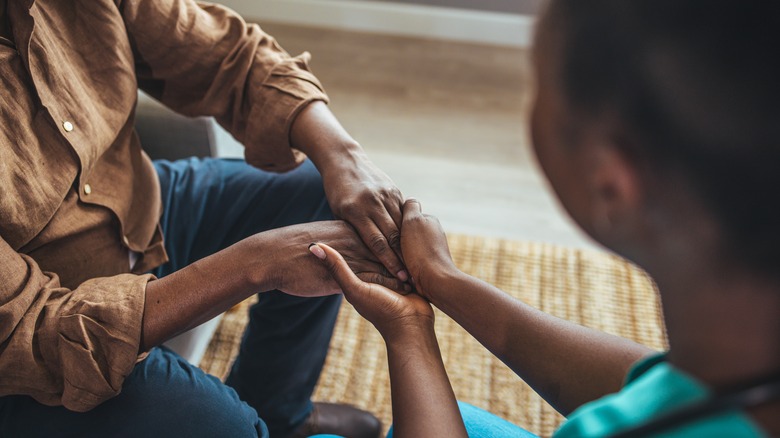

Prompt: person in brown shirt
xmin=0 ymin=0 xmax=409 ymax=437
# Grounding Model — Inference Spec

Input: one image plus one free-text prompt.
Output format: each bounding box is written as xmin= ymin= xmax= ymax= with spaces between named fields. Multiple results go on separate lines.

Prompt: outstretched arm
xmin=142 ymin=221 xmax=406 ymax=351
xmin=310 ymin=242 xmax=468 ymax=438
xmin=400 ymin=200 xmax=654 ymax=416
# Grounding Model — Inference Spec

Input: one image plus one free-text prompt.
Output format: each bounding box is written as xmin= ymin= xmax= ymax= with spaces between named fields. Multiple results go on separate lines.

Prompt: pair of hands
xmin=282 ymin=101 xmax=453 ymax=338
xmin=311 ymin=200 xmax=456 ymax=342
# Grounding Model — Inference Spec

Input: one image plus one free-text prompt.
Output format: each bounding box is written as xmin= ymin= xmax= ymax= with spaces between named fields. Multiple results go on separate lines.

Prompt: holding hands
xmin=289 ymin=101 xmax=409 ymax=283
xmin=256 ymin=220 xmax=409 ymax=298
xmin=309 ymin=241 xmax=434 ymax=342
xmin=394 ymin=199 xmax=458 ymax=302
xmin=309 ymin=200 xmax=471 ymax=438
xmin=309 ymin=199 xmax=457 ymax=340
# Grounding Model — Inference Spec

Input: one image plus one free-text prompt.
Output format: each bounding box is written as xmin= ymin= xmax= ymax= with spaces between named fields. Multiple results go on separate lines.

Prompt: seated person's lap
xmin=0 ymin=158 xmax=335 ymax=437
xmin=0 ymin=347 xmax=267 ymax=437
xmin=152 ymin=157 xmax=333 ymax=276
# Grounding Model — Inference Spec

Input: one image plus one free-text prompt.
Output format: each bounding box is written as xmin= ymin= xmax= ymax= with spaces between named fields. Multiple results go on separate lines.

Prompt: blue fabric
xmin=0 ymin=158 xmax=340 ymax=437
xmin=153 ymin=158 xmax=341 ymax=437
xmin=0 ymin=347 xmax=267 ymax=437
xmin=386 ymin=401 xmax=537 ymax=438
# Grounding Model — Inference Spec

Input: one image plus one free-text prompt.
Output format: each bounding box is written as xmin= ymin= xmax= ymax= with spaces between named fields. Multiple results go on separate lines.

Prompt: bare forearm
xmin=429 ymin=270 xmax=654 ymax=415
xmin=290 ymin=101 xmax=363 ymax=169
xmin=141 ymin=235 xmax=269 ymax=351
xmin=289 ymin=101 xmax=408 ymax=277
xmin=385 ymin=327 xmax=467 ymax=438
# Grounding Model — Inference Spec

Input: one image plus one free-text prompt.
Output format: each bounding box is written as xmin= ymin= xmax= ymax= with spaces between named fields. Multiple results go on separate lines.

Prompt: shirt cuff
xmin=55 ymin=273 xmax=151 ymax=412
xmin=244 ymin=52 xmax=329 ymax=172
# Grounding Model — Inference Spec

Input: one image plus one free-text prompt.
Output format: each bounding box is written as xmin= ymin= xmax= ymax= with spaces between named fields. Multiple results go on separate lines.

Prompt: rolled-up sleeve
xmin=121 ymin=0 xmax=329 ymax=172
xmin=0 ymin=237 xmax=150 ymax=412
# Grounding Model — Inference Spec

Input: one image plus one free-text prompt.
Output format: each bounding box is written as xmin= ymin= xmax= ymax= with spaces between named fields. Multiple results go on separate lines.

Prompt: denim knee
xmin=0 ymin=349 xmax=268 ymax=438
xmin=118 ymin=348 xmax=269 ymax=437
xmin=271 ymin=159 xmax=333 ymax=223
xmin=170 ymin=390 xmax=267 ymax=438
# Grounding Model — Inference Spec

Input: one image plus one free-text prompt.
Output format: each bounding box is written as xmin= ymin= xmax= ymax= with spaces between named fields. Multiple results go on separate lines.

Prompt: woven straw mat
xmin=199 ymin=234 xmax=667 ymax=437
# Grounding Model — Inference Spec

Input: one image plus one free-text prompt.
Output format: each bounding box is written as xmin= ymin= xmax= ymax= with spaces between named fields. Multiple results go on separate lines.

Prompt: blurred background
xmin=193 ymin=4 xmax=668 ymax=436
xmin=214 ymin=0 xmax=595 ymax=250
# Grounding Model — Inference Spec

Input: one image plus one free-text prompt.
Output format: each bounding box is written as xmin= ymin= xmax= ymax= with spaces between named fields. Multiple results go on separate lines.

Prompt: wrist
xmin=383 ymin=317 xmax=438 ymax=348
xmin=290 ymin=101 xmax=364 ymax=171
xmin=314 ymin=140 xmax=366 ymax=177
xmin=238 ymin=233 xmax=277 ymax=292
xmin=422 ymin=265 xmax=467 ymax=306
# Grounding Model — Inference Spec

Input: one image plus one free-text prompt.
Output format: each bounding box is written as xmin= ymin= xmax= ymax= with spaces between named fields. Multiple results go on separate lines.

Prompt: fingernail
xmin=308 ymin=243 xmax=326 ymax=260
xmin=397 ymin=270 xmax=409 ymax=282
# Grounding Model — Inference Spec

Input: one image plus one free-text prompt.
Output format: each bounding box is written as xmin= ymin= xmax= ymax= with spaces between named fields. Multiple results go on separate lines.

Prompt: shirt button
xmin=62 ymin=121 xmax=74 ymax=132
xmin=83 ymin=183 xmax=92 ymax=195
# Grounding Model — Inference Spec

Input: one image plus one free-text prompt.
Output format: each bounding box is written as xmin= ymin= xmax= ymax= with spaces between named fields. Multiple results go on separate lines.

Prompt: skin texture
xmin=315 ymin=3 xmax=780 ymax=435
xmin=291 ymin=101 xmax=408 ymax=282
xmin=142 ymin=221 xmax=406 ymax=351
xmin=319 ymin=201 xmax=651 ymax=422
xmin=310 ymin=237 xmax=468 ymax=438
xmin=142 ymin=101 xmax=408 ymax=351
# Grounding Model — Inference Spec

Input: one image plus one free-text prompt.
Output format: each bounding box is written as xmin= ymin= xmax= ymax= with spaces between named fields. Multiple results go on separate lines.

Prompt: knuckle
xmin=368 ymin=234 xmax=389 ymax=254
xmin=386 ymin=231 xmax=401 ymax=248
xmin=381 ymin=187 xmax=400 ymax=201
xmin=360 ymin=273 xmax=380 ymax=285
xmin=407 ymin=215 xmax=424 ymax=225
xmin=385 ymin=278 xmax=402 ymax=291
xmin=355 ymin=191 xmax=376 ymax=204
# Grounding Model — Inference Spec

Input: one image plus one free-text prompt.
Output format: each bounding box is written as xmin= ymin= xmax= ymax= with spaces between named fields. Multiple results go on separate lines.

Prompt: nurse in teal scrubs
xmin=308 ymin=0 xmax=780 ymax=436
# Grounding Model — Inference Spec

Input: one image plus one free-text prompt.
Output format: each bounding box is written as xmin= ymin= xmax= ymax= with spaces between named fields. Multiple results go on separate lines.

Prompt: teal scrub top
xmin=553 ymin=354 xmax=768 ymax=437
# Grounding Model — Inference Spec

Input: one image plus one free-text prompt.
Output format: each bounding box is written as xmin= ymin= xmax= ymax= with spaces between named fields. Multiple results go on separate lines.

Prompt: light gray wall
xmin=357 ymin=0 xmax=542 ymax=15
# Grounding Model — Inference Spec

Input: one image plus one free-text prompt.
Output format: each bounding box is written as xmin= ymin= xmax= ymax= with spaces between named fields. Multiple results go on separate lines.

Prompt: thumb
xmin=308 ymin=243 xmax=364 ymax=296
xmin=402 ymin=198 xmax=423 ymax=221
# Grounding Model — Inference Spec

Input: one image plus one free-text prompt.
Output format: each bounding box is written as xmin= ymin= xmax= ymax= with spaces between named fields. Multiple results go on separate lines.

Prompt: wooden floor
xmin=216 ymin=22 xmax=597 ymax=250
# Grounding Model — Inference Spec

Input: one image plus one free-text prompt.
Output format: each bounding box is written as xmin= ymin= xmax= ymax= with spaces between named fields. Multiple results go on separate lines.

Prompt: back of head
xmin=548 ymin=0 xmax=780 ymax=272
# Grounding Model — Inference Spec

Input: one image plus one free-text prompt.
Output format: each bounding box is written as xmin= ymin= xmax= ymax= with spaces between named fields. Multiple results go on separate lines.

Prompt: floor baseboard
xmin=221 ymin=0 xmax=534 ymax=47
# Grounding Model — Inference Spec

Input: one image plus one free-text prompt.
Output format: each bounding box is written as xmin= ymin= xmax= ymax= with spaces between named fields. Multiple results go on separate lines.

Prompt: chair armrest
xmin=135 ymin=91 xmax=217 ymax=160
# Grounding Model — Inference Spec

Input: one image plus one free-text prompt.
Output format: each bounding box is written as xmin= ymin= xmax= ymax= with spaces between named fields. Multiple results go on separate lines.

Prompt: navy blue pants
xmin=0 ymin=158 xmax=341 ymax=437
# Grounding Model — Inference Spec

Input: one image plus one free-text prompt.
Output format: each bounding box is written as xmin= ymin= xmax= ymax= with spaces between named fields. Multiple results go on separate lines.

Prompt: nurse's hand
xmin=398 ymin=199 xmax=459 ymax=301
xmin=309 ymin=242 xmax=434 ymax=342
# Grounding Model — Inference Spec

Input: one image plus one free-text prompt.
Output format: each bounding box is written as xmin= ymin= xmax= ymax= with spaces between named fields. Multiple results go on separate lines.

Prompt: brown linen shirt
xmin=0 ymin=0 xmax=327 ymax=412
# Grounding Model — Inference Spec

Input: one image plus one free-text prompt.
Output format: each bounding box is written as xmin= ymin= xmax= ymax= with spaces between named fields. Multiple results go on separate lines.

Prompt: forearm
xmin=385 ymin=326 xmax=467 ymax=438
xmin=141 ymin=235 xmax=270 ymax=351
xmin=289 ymin=101 xmax=407 ymax=276
xmin=429 ymin=270 xmax=654 ymax=415
xmin=290 ymin=101 xmax=364 ymax=171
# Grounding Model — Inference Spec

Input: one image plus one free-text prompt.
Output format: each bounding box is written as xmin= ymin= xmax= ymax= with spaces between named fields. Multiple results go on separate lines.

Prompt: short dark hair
xmin=548 ymin=0 xmax=780 ymax=271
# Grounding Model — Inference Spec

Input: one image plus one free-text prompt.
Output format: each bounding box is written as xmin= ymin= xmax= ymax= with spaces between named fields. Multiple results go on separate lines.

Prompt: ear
xmin=587 ymin=131 xmax=644 ymax=242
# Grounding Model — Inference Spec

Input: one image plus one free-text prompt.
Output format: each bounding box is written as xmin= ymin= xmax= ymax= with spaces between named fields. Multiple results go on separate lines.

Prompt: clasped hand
xmin=310 ymin=199 xmax=457 ymax=341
